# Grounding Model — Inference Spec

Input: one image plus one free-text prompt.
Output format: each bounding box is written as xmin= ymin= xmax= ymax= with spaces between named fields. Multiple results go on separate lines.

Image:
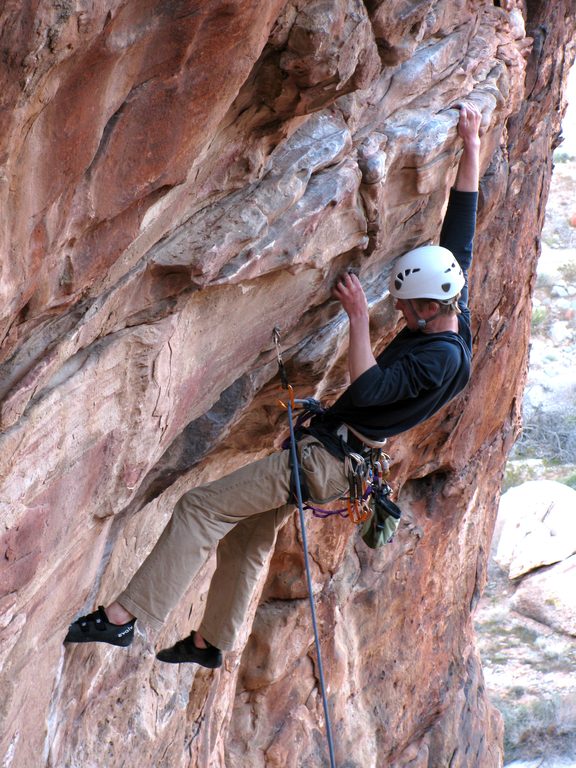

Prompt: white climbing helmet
xmin=389 ymin=244 xmax=465 ymax=301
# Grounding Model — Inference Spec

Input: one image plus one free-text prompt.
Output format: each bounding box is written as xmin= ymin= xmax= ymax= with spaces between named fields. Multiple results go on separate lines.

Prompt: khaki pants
xmin=118 ymin=436 xmax=348 ymax=651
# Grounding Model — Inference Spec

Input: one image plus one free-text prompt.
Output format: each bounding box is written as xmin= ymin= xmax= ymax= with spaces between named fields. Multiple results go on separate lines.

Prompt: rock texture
xmin=1 ymin=2 xmax=575 ymax=767
xmin=512 ymin=554 xmax=576 ymax=637
xmin=493 ymin=480 xmax=576 ymax=639
xmin=495 ymin=480 xmax=576 ymax=579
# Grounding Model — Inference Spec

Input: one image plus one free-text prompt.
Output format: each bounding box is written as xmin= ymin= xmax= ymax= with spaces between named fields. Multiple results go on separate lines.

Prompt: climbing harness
xmin=302 ymin=446 xmax=401 ymax=549
xmin=273 ymin=327 xmax=337 ymax=768
xmin=276 ymin=394 xmax=395 ymax=529
xmin=272 ymin=327 xmax=403 ymax=768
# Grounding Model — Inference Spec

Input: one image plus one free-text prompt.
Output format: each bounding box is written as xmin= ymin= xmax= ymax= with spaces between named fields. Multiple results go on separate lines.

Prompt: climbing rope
xmin=273 ymin=327 xmax=337 ymax=768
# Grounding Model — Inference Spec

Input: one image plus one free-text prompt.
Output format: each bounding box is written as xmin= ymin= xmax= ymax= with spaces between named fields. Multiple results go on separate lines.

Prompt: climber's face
xmin=395 ymin=298 xmax=421 ymax=330
xmin=395 ymin=298 xmax=439 ymax=331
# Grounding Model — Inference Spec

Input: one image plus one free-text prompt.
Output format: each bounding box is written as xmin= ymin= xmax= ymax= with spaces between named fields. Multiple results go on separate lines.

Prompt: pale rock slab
xmin=495 ymin=481 xmax=576 ymax=579
xmin=512 ymin=555 xmax=576 ymax=636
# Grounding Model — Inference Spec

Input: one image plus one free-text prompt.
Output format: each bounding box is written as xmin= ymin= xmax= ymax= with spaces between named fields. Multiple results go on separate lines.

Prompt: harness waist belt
xmin=336 ymin=424 xmax=387 ymax=454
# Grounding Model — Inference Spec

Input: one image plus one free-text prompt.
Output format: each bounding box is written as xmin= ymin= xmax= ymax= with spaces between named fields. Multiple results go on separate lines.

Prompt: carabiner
xmin=347 ymin=497 xmax=370 ymax=524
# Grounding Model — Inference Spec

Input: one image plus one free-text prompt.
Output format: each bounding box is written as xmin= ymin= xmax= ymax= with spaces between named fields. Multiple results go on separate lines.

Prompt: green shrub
xmin=531 ymin=305 xmax=548 ymax=332
xmin=497 ymin=694 xmax=576 ymax=761
xmin=502 ymin=461 xmax=540 ymax=491
xmin=561 ymin=471 xmax=576 ymax=489
xmin=535 ymin=270 xmax=556 ymax=290
xmin=558 ymin=260 xmax=576 ymax=285
xmin=553 ymin=150 xmax=575 ymax=163
xmin=513 ymin=406 xmax=576 ymax=464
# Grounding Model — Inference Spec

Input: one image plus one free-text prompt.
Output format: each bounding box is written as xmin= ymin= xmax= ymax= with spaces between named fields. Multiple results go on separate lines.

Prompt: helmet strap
xmin=407 ymin=299 xmax=441 ymax=332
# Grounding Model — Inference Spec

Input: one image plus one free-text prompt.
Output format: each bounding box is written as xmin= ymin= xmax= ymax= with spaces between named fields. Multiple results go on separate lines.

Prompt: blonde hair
xmin=412 ymin=293 xmax=462 ymax=315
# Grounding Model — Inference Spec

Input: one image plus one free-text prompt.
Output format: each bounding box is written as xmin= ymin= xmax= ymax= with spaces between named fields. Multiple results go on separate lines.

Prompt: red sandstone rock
xmin=0 ymin=1 xmax=574 ymax=767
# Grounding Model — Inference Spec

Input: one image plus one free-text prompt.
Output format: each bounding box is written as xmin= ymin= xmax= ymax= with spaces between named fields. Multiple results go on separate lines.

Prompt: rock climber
xmin=64 ymin=103 xmax=482 ymax=669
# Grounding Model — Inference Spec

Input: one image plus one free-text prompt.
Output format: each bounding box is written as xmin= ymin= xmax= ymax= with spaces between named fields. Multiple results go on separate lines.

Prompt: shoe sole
xmin=155 ymin=650 xmax=222 ymax=668
xmin=65 ymin=636 xmax=133 ymax=647
xmin=156 ymin=658 xmax=222 ymax=668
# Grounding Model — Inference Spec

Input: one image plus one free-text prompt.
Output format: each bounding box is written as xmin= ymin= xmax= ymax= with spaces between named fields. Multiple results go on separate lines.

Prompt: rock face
xmin=494 ymin=480 xmax=576 ymax=638
xmin=0 ymin=2 xmax=574 ymax=767
xmin=495 ymin=480 xmax=576 ymax=579
xmin=512 ymin=554 xmax=576 ymax=637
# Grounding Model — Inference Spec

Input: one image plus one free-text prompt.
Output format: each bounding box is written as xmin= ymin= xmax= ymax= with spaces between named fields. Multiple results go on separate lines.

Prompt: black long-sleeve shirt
xmin=309 ymin=188 xmax=478 ymax=447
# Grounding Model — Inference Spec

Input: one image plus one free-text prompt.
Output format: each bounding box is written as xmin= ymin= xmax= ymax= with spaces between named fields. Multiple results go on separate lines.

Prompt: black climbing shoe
xmin=64 ymin=606 xmax=135 ymax=647
xmin=156 ymin=632 xmax=222 ymax=668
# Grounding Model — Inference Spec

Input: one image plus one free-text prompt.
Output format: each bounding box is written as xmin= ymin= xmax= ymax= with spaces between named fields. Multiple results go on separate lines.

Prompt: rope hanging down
xmin=273 ymin=327 xmax=337 ymax=768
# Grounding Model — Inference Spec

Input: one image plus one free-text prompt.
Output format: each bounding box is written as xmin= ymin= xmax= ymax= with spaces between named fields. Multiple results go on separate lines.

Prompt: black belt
xmin=345 ymin=431 xmax=371 ymax=455
xmin=335 ymin=425 xmax=376 ymax=456
xmin=299 ymin=424 xmax=376 ymax=461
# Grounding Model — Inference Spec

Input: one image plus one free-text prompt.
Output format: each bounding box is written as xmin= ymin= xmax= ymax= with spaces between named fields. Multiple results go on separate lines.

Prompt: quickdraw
xmin=304 ymin=449 xmax=393 ymax=525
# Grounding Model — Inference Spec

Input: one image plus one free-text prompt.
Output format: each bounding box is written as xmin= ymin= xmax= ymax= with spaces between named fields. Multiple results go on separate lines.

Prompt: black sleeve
xmin=440 ymin=189 xmax=478 ymax=309
xmin=347 ymin=342 xmax=462 ymax=407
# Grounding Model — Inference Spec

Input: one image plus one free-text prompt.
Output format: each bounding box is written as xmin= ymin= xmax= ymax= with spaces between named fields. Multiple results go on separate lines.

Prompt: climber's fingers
xmin=333 ymin=271 xmax=368 ymax=319
xmin=455 ymin=101 xmax=482 ymax=141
